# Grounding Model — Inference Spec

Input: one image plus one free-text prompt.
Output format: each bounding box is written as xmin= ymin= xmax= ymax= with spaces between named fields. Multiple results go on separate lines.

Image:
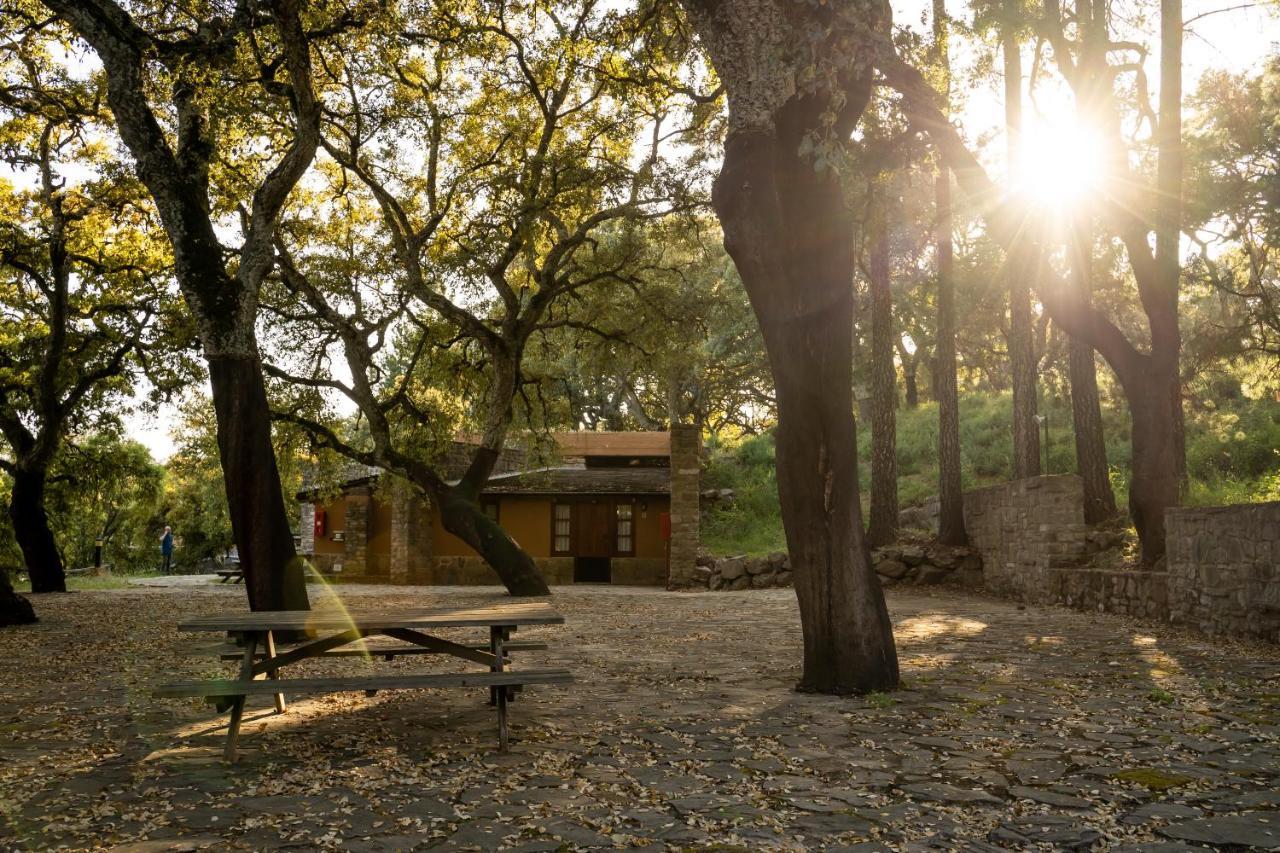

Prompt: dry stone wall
xmin=1166 ymin=502 xmax=1280 ymax=642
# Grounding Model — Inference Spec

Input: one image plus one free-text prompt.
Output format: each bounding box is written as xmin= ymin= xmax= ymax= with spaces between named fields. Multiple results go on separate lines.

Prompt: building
xmin=297 ymin=426 xmax=700 ymax=587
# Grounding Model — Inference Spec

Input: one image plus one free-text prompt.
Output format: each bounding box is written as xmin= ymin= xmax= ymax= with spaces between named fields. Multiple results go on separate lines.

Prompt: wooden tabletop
xmin=178 ymin=601 xmax=565 ymax=633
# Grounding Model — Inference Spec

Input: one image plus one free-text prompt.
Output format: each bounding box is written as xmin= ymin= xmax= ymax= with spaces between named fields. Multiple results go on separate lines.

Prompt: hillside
xmin=701 ymin=392 xmax=1280 ymax=556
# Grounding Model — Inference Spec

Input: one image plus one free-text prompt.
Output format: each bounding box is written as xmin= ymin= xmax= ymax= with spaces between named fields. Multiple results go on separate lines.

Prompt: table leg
xmin=488 ymin=626 xmax=504 ymax=706
xmin=225 ymin=632 xmax=259 ymax=763
xmin=490 ymin=626 xmax=509 ymax=752
xmin=265 ymin=629 xmax=286 ymax=714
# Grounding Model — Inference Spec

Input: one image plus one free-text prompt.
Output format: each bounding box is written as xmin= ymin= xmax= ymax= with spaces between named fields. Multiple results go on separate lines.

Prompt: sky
xmin=109 ymin=0 xmax=1276 ymax=463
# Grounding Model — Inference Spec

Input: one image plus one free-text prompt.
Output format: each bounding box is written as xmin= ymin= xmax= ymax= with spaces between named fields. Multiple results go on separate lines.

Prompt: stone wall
xmin=963 ymin=475 xmax=1095 ymax=604
xmin=389 ymin=481 xmax=432 ymax=584
xmin=343 ymin=486 xmax=372 ymax=576
xmin=1166 ymin=502 xmax=1280 ymax=642
xmin=667 ymin=424 xmax=701 ymax=588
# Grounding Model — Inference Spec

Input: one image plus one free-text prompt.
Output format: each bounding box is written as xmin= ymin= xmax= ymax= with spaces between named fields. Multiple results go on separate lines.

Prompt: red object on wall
xmin=659 ymin=512 xmax=671 ymax=540
xmin=313 ymin=509 xmax=326 ymax=538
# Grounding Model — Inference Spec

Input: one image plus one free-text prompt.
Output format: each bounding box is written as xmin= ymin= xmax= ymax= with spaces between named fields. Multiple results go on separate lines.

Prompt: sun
xmin=1013 ymin=121 xmax=1107 ymax=208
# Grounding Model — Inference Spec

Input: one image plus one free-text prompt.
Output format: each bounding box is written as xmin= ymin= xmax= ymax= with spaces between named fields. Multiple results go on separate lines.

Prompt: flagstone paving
xmin=1 ymin=582 xmax=1277 ymax=850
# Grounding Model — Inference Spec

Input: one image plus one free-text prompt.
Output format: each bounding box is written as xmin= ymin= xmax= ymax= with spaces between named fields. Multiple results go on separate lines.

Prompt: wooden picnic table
xmin=155 ymin=602 xmax=571 ymax=761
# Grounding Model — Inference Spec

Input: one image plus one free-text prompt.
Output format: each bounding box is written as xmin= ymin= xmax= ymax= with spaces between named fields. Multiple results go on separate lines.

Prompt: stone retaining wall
xmin=962 ymin=474 xmax=1094 ymax=604
xmin=1166 ymin=502 xmax=1280 ymax=642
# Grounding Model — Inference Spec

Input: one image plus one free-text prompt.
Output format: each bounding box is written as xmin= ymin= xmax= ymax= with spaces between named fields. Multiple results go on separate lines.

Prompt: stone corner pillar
xmin=668 ymin=424 xmax=701 ymax=588
xmin=299 ymin=502 xmax=315 ymax=555
xmin=344 ymin=486 xmax=372 ymax=575
xmin=390 ymin=480 xmax=432 ymax=584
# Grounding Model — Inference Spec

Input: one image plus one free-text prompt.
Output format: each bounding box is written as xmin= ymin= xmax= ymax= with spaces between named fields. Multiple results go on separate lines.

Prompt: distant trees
xmin=40 ymin=0 xmax=361 ymax=610
xmin=883 ymin=0 xmax=1189 ymax=563
xmin=0 ymin=35 xmax=174 ymax=593
xmin=264 ymin=0 xmax=700 ymax=595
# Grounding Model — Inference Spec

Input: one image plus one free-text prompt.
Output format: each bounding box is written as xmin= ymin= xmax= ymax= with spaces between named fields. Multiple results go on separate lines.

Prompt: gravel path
xmin=1 ymin=583 xmax=1277 ymax=850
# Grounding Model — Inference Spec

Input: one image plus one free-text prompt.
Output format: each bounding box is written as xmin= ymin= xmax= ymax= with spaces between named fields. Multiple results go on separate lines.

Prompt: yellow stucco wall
xmin=368 ymin=497 xmax=392 ymax=556
xmin=312 ymin=499 xmax=346 ymax=556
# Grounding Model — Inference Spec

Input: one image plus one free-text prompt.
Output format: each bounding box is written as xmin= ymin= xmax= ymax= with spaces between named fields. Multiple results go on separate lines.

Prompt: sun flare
xmin=1014 ymin=121 xmax=1108 ymax=207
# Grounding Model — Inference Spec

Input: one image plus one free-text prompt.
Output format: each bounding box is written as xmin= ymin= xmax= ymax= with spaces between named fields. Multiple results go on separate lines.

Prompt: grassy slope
xmin=702 ymin=393 xmax=1280 ymax=556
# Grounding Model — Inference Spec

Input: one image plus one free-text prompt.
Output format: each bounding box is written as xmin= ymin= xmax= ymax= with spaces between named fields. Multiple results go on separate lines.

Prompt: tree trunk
xmin=0 ymin=567 xmax=36 ymax=626
xmin=867 ymin=225 xmax=899 ymax=547
xmin=1126 ymin=373 xmax=1182 ymax=563
xmin=715 ymin=124 xmax=899 ymax=695
xmin=436 ymin=490 xmax=551 ymax=596
xmin=9 ymin=467 xmax=65 ymax=593
xmin=1067 ymin=223 xmax=1117 ymax=523
xmin=933 ymin=0 xmax=966 ymax=546
xmin=1003 ymin=26 xmax=1041 ymax=480
xmin=208 ymin=355 xmax=310 ymax=612
xmin=1069 ymin=340 xmax=1116 ymax=522
xmin=935 ymin=169 xmax=967 ymax=545
xmin=902 ymin=349 xmax=920 ymax=407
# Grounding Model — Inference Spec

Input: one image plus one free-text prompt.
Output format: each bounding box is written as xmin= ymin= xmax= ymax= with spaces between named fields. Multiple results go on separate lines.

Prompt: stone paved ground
xmin=1 ymin=583 xmax=1278 ymax=851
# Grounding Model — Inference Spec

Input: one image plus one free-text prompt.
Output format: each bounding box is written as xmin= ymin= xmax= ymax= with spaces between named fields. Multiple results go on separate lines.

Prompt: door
xmin=573 ymin=501 xmax=613 ymax=557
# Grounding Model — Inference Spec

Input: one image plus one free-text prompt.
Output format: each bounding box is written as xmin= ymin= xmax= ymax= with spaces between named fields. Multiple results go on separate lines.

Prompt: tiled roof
xmin=482 ymin=466 xmax=670 ymax=496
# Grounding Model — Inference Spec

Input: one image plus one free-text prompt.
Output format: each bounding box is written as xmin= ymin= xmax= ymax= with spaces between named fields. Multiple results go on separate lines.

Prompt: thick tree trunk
xmin=436 ymin=490 xmax=550 ymax=596
xmin=208 ymin=355 xmax=310 ymax=612
xmin=1069 ymin=340 xmax=1116 ymax=522
xmin=935 ymin=170 xmax=967 ymax=545
xmin=9 ymin=467 xmax=65 ymax=593
xmin=867 ymin=226 xmax=899 ymax=547
xmin=1126 ymin=373 xmax=1182 ymax=563
xmin=0 ymin=567 xmax=36 ymax=626
xmin=715 ymin=125 xmax=899 ymax=695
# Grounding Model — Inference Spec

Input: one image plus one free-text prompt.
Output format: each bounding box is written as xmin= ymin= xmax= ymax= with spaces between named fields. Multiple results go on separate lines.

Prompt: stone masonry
xmin=963 ymin=475 xmax=1095 ymax=604
xmin=667 ymin=424 xmax=701 ymax=588
xmin=343 ymin=485 xmax=372 ymax=576
xmin=389 ymin=480 xmax=432 ymax=584
xmin=1166 ymin=501 xmax=1280 ymax=642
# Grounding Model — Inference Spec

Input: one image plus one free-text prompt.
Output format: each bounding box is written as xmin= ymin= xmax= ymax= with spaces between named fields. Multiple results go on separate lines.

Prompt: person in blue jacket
xmin=160 ymin=526 xmax=174 ymax=573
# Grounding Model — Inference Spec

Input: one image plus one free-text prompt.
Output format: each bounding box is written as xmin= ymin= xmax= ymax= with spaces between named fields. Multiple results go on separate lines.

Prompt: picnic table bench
xmin=155 ymin=602 xmax=571 ymax=761
xmin=214 ymin=568 xmax=244 ymax=583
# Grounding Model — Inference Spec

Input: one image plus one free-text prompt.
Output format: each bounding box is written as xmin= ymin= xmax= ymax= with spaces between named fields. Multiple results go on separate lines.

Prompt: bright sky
xmin=104 ymin=2 xmax=1275 ymax=462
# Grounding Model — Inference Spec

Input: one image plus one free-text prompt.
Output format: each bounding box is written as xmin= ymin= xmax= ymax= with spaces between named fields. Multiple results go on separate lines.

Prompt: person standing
xmin=160 ymin=526 xmax=174 ymax=573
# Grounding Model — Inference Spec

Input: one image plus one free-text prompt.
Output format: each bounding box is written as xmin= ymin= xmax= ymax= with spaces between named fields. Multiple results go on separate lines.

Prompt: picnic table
xmin=214 ymin=568 xmax=244 ymax=584
xmin=154 ymin=602 xmax=572 ymax=761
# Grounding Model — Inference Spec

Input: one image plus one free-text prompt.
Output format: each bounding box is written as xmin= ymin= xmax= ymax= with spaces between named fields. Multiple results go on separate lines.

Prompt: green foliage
xmin=702 ymin=393 xmax=1280 ymax=555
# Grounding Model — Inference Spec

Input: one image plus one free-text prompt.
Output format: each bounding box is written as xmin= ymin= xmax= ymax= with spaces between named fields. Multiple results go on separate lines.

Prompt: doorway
xmin=573 ymin=556 xmax=612 ymax=583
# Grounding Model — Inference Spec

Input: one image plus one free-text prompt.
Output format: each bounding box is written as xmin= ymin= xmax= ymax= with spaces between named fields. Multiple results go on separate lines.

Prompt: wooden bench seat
xmin=155 ymin=668 xmax=573 ymax=697
xmin=210 ymin=640 xmax=548 ymax=662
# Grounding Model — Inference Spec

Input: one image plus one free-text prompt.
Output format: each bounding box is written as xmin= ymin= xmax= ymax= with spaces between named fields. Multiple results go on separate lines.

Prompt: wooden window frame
xmin=551 ymin=501 xmax=573 ymax=555
xmin=614 ymin=499 xmax=635 ymax=556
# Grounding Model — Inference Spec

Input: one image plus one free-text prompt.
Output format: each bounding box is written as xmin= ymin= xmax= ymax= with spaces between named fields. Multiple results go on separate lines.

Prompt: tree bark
xmin=9 ymin=467 xmax=65 ymax=593
xmin=933 ymin=0 xmax=966 ymax=546
xmin=436 ymin=491 xmax=550 ymax=596
xmin=0 ymin=567 xmax=36 ymax=626
xmin=867 ymin=224 xmax=899 ymax=547
xmin=899 ymin=339 xmax=921 ymax=407
xmin=715 ymin=127 xmax=899 ymax=695
xmin=208 ymin=356 xmax=310 ymax=612
xmin=677 ymin=0 xmax=898 ymax=694
xmin=1003 ymin=25 xmax=1041 ymax=480
xmin=935 ymin=169 xmax=966 ymax=544
xmin=1067 ymin=223 xmax=1118 ymax=523
xmin=1126 ymin=376 xmax=1182 ymax=561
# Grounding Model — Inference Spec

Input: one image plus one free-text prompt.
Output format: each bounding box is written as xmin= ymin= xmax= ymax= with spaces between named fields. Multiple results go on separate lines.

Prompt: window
xmin=482 ymin=500 xmax=500 ymax=523
xmin=553 ymin=503 xmax=572 ymax=554
xmin=615 ymin=502 xmax=634 ymax=555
